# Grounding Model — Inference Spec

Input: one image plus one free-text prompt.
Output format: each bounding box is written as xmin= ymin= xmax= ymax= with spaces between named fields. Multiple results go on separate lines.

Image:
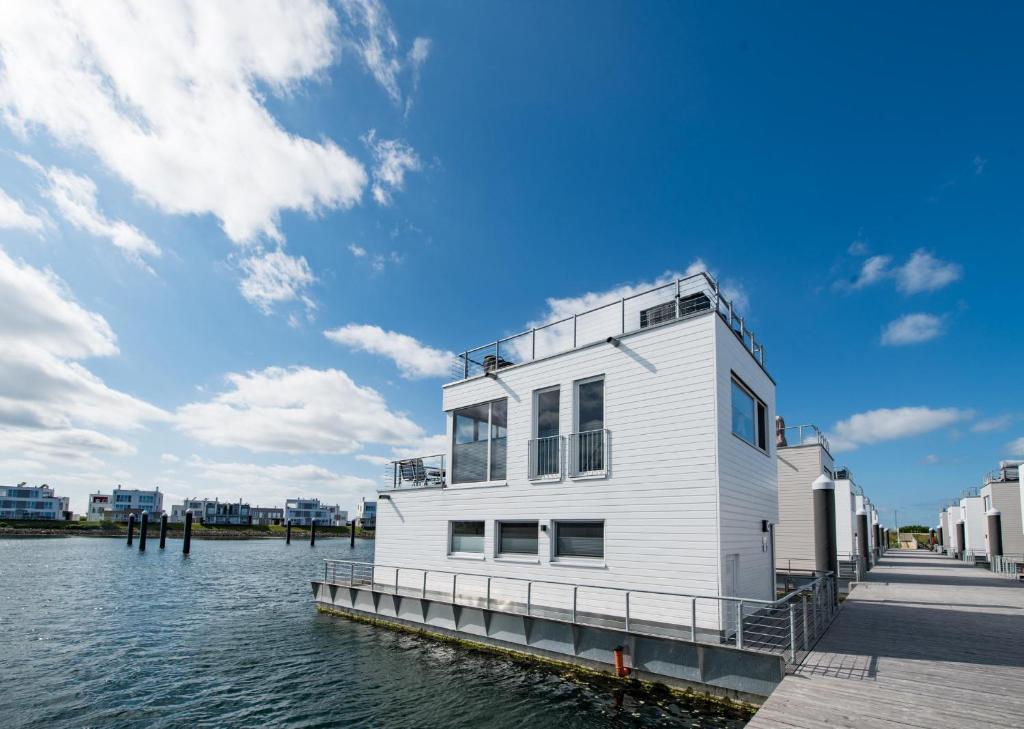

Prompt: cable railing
xmin=777 ymin=425 xmax=830 ymax=453
xmin=450 ymin=272 xmax=767 ymax=382
xmin=387 ymin=455 xmax=446 ymax=490
xmin=319 ymin=559 xmax=837 ymax=662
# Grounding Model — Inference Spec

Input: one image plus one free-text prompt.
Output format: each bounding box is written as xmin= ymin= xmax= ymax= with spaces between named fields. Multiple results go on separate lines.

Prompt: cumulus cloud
xmin=324 ymin=324 xmax=453 ymax=379
xmin=0 ymin=0 xmax=367 ymax=245
xmin=40 ymin=165 xmax=160 ymax=265
xmin=0 ymin=249 xmax=166 ymax=469
xmin=239 ymin=248 xmax=316 ymax=315
xmin=881 ymin=313 xmax=945 ymax=346
xmin=0 ymin=187 xmax=46 ymax=233
xmin=185 ymin=456 xmax=375 ymax=496
xmin=834 ymin=249 xmax=961 ymax=294
xmin=175 ymin=365 xmax=426 ymax=454
xmin=971 ymin=415 xmax=1015 ymax=434
xmin=1009 ymin=437 xmax=1024 ymax=456
xmin=364 ymin=130 xmax=422 ymax=205
xmin=348 ymin=243 xmax=367 ymax=258
xmin=828 ymin=406 xmax=969 ymax=453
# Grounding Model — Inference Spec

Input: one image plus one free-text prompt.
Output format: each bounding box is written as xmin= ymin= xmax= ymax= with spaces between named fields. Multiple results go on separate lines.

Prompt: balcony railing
xmin=777 ymin=424 xmax=830 ymax=453
xmin=388 ymin=454 xmax=446 ymax=490
xmin=528 ymin=435 xmax=562 ymax=480
xmin=568 ymin=429 xmax=609 ymax=478
xmin=451 ymin=271 xmax=767 ymax=382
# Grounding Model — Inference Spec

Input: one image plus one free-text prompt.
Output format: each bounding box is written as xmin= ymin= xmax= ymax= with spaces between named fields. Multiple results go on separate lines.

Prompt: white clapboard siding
xmin=946 ymin=505 xmax=960 ymax=553
xmin=960 ymin=497 xmax=986 ymax=552
xmin=982 ymin=482 xmax=1024 ymax=555
xmin=775 ymin=443 xmax=832 ymax=571
xmin=834 ymin=480 xmax=857 ymax=559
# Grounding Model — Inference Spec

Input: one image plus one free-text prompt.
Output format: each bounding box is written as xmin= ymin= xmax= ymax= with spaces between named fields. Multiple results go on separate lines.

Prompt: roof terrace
xmin=449 ymin=271 xmax=767 ymax=382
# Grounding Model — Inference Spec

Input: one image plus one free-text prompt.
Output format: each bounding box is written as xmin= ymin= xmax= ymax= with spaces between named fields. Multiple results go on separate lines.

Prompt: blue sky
xmin=0 ymin=1 xmax=1021 ymax=524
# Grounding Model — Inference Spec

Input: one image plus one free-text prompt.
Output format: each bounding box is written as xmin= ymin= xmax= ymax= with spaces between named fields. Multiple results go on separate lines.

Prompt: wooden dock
xmin=748 ymin=549 xmax=1024 ymax=728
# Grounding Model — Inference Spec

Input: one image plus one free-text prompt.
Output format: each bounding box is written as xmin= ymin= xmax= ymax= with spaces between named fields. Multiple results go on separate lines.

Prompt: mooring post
xmin=987 ymin=509 xmax=1003 ymax=560
xmin=310 ymin=518 xmax=317 ymax=546
xmin=286 ymin=519 xmax=292 ymax=545
xmin=812 ymin=473 xmax=838 ymax=604
xmin=350 ymin=519 xmax=355 ymax=547
xmin=856 ymin=508 xmax=870 ymax=575
xmin=139 ymin=510 xmax=149 ymax=552
xmin=159 ymin=513 xmax=168 ymax=549
xmin=183 ymin=509 xmax=193 ymax=555
xmin=956 ymin=520 xmax=966 ymax=560
xmin=127 ymin=513 xmax=135 ymax=546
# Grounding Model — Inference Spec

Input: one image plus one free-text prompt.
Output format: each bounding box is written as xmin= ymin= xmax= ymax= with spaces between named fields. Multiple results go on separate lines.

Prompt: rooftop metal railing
xmin=777 ymin=425 xmax=830 ymax=453
xmin=318 ymin=559 xmax=837 ymax=663
xmin=387 ymin=455 xmax=446 ymax=491
xmin=450 ymin=272 xmax=766 ymax=382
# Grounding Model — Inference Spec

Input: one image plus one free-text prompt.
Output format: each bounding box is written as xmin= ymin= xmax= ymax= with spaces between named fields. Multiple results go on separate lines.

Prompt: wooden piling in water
xmin=310 ymin=518 xmax=317 ymax=547
xmin=286 ymin=519 xmax=292 ymax=545
xmin=127 ymin=513 xmax=135 ymax=546
xmin=139 ymin=511 xmax=149 ymax=551
xmin=183 ymin=510 xmax=193 ymax=555
xmin=159 ymin=514 xmax=168 ymax=549
xmin=350 ymin=519 xmax=355 ymax=548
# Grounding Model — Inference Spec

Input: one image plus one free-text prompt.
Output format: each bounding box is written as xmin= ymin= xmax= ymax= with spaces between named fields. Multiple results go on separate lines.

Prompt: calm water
xmin=0 ymin=538 xmax=749 ymax=728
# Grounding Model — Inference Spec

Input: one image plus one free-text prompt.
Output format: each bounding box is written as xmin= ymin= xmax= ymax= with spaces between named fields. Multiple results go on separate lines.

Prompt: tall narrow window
xmin=574 ymin=378 xmax=605 ymax=474
xmin=731 ymin=376 xmax=767 ymax=453
xmin=452 ymin=399 xmax=508 ymax=484
xmin=532 ymin=387 xmax=560 ymax=478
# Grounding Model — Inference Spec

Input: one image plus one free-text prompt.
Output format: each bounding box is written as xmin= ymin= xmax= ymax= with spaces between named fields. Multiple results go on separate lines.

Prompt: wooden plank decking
xmin=748 ymin=549 xmax=1024 ymax=728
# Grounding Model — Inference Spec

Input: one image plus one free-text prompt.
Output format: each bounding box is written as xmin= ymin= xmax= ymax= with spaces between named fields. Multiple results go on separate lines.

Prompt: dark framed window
xmin=731 ymin=376 xmax=768 ymax=452
xmin=450 ymin=521 xmax=485 ymax=554
xmin=554 ymin=521 xmax=604 ymax=559
xmin=452 ymin=399 xmax=508 ymax=483
xmin=497 ymin=521 xmax=538 ymax=555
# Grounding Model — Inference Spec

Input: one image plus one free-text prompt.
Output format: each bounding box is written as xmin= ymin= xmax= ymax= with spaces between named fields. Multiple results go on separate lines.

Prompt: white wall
xmin=946 ymin=505 xmax=960 ymax=553
xmin=981 ymin=482 xmax=1024 ymax=556
xmin=375 ymin=311 xmax=774 ymax=630
xmin=775 ymin=445 xmax=829 ymax=571
xmin=834 ymin=480 xmax=857 ymax=559
xmin=960 ymin=497 xmax=986 ymax=552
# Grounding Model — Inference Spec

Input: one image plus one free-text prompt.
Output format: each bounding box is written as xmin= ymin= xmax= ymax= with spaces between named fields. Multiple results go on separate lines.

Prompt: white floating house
xmin=981 ymin=461 xmax=1023 ymax=559
xmin=373 ymin=273 xmax=778 ymax=633
xmin=945 ymin=502 xmax=961 ymax=556
xmin=959 ymin=490 xmax=986 ymax=557
xmin=774 ymin=420 xmax=835 ymax=574
xmin=832 ymin=468 xmax=859 ymax=562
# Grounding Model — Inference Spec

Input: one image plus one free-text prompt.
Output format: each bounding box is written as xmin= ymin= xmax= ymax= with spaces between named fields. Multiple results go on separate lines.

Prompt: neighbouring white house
xmin=87 ymin=486 xmax=162 ymax=522
xmin=774 ymin=421 xmax=834 ymax=574
xmin=284 ymin=498 xmax=346 ymax=526
xmin=169 ymin=498 xmax=252 ymax=525
xmin=945 ymin=502 xmax=961 ymax=555
xmin=251 ymin=506 xmax=285 ymax=526
xmin=375 ymin=272 xmax=778 ymax=633
xmin=833 ymin=468 xmax=860 ymax=561
xmin=356 ymin=497 xmax=377 ymax=529
xmin=981 ymin=461 xmax=1023 ymax=558
xmin=0 ymin=483 xmax=71 ymax=521
xmin=960 ymin=490 xmax=986 ymax=555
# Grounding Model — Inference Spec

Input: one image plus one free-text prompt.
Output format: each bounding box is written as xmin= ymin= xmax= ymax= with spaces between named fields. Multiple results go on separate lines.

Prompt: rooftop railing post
xmin=625 ymin=592 xmax=631 ymax=632
xmin=531 ymin=328 xmax=536 ymax=360
xmin=736 ymin=601 xmax=744 ymax=649
xmin=691 ymin=597 xmax=697 ymax=642
xmin=789 ymin=603 xmax=797 ymax=661
xmin=728 ymin=300 xmax=734 ymax=327
xmin=462 ymin=353 xmax=468 ymax=379
xmin=572 ymin=315 xmax=577 ymax=348
xmin=620 ymin=298 xmax=625 ymax=334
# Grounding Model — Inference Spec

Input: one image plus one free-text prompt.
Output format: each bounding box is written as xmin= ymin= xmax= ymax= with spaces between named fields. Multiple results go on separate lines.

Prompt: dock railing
xmin=319 ymin=559 xmax=837 ymax=664
xmin=991 ymin=554 xmax=1024 ymax=578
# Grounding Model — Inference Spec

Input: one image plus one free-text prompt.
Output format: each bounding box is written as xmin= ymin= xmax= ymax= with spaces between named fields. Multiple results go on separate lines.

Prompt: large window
xmin=497 ymin=521 xmax=538 ymax=556
xmin=574 ymin=377 xmax=606 ymax=475
xmin=452 ymin=399 xmax=507 ymax=483
xmin=554 ymin=521 xmax=604 ymax=559
xmin=532 ymin=387 xmax=561 ymax=478
xmin=731 ymin=376 xmax=767 ymax=452
xmin=450 ymin=521 xmax=485 ymax=554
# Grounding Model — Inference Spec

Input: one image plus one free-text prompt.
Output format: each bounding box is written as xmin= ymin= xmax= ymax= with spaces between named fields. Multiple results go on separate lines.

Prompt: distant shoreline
xmin=0 ymin=521 xmax=376 ymax=540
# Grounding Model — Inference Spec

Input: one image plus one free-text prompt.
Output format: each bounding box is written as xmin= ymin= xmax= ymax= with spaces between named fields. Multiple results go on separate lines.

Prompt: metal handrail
xmin=567 ymin=429 xmax=609 ymax=477
xmin=777 ymin=424 xmax=830 ymax=453
xmin=387 ymin=454 xmax=446 ymax=491
xmin=527 ymin=435 xmax=562 ymax=480
xmin=451 ymin=272 xmax=767 ymax=382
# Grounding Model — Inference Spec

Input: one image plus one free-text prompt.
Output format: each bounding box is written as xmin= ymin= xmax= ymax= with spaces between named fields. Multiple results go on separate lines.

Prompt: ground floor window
xmin=449 ymin=521 xmax=485 ymax=554
xmin=497 ymin=521 xmax=538 ymax=556
xmin=554 ymin=521 xmax=604 ymax=559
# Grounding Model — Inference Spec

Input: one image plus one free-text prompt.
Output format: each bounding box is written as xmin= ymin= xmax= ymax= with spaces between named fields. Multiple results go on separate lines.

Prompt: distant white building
xmin=103 ymin=486 xmax=164 ymax=522
xmin=252 ymin=506 xmax=284 ymax=526
xmin=87 ymin=492 xmax=114 ymax=521
xmin=284 ymin=498 xmax=346 ymax=526
xmin=981 ymin=461 xmax=1023 ymax=558
xmin=0 ymin=483 xmax=70 ymax=521
xmin=169 ymin=498 xmax=251 ymax=525
xmin=774 ymin=422 xmax=834 ymax=574
xmin=356 ymin=497 xmax=377 ymax=529
xmin=833 ymin=468 xmax=859 ymax=561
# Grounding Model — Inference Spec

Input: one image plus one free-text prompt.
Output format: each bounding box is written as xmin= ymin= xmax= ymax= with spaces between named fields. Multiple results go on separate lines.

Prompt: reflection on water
xmin=0 ymin=538 xmax=750 ymax=728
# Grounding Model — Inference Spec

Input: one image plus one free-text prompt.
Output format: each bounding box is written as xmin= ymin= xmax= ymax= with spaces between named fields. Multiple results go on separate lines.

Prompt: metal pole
xmin=324 ymin=561 xmax=328 ymax=584
xmin=625 ymin=592 xmax=631 ymax=632
xmin=182 ymin=510 xmax=192 ymax=555
xmin=526 ymin=582 xmax=531 ymax=616
xmin=453 ymin=574 xmax=457 ymax=603
xmin=422 ymin=570 xmax=426 ymax=597
xmin=159 ymin=513 xmax=168 ymax=549
xmin=350 ymin=562 xmax=355 ymax=585
xmin=572 ymin=315 xmax=577 ymax=348
xmin=531 ymin=329 xmax=536 ymax=360
xmin=736 ymin=601 xmax=744 ymax=649
xmin=801 ymin=594 xmax=809 ymax=650
xmin=789 ymin=604 xmax=797 ymax=661
xmin=486 ymin=577 xmax=491 ymax=610
xmin=621 ymin=299 xmax=626 ymax=333
xmin=572 ymin=586 xmax=577 ymax=623
xmin=690 ymin=597 xmax=697 ymax=642
xmin=139 ymin=510 xmax=149 ymax=552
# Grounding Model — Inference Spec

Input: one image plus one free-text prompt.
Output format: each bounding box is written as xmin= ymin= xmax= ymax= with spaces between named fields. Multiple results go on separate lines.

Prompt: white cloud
xmin=0 ymin=0 xmax=367 ymax=245
xmin=971 ymin=415 xmax=1014 ymax=434
xmin=364 ymin=130 xmax=422 ymax=205
xmin=337 ymin=0 xmax=430 ymax=109
xmin=1008 ymin=437 xmax=1024 ymax=456
xmin=835 ymin=249 xmax=961 ymax=294
xmin=973 ymin=155 xmax=987 ymax=175
xmin=0 ymin=187 xmax=46 ymax=233
xmin=239 ymin=248 xmax=316 ymax=314
xmin=175 ymin=365 xmax=426 ymax=454
xmin=355 ymin=453 xmax=393 ymax=466
xmin=348 ymin=243 xmax=367 ymax=258
xmin=324 ymin=324 xmax=453 ymax=379
xmin=0 ymin=248 xmax=167 ymax=472
xmin=186 ymin=456 xmax=374 ymax=494
xmin=895 ymin=249 xmax=962 ymax=294
xmin=922 ymin=454 xmax=941 ymax=465
xmin=847 ymin=239 xmax=869 ymax=256
xmin=829 ymin=406 xmax=969 ymax=453
xmin=160 ymin=453 xmax=180 ymax=464
xmin=42 ymin=165 xmax=160 ymax=265
xmin=881 ymin=313 xmax=945 ymax=346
